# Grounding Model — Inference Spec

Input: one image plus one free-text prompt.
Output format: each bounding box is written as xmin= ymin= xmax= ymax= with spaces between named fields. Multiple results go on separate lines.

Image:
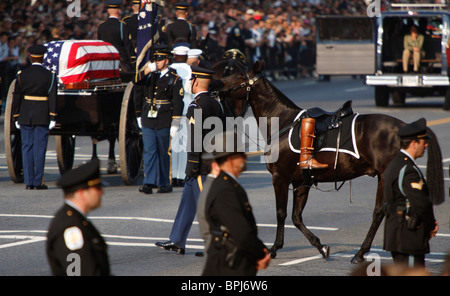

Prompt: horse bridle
xmin=216 ymin=72 xmax=265 ymax=101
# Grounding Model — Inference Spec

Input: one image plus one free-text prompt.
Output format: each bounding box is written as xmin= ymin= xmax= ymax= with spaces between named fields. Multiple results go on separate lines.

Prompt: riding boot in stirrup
xmin=299 ymin=117 xmax=328 ymax=169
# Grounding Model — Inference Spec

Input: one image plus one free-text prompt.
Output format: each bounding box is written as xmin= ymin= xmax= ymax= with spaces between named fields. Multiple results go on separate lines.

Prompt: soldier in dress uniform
xmin=155 ymin=65 xmax=225 ymax=254
xmin=383 ymin=118 xmax=439 ymax=268
xmin=134 ymin=44 xmax=184 ymax=194
xmin=12 ymin=45 xmax=57 ymax=190
xmin=46 ymin=159 xmax=110 ymax=276
xmin=98 ymin=0 xmax=133 ymax=73
xmin=163 ymin=2 xmax=197 ymax=48
xmin=170 ymin=43 xmax=191 ymax=187
xmin=202 ymin=130 xmax=270 ymax=276
xmin=225 ymin=16 xmax=245 ymax=53
xmin=122 ymin=0 xmax=140 ymax=68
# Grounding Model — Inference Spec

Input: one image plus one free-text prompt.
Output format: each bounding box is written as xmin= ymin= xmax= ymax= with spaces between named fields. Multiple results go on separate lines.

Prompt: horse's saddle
xmin=297 ymin=100 xmax=354 ymax=150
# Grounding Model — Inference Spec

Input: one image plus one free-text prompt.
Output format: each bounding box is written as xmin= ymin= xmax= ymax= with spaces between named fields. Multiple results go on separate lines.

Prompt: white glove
xmin=15 ymin=121 xmax=20 ymax=130
xmin=137 ymin=117 xmax=142 ymax=129
xmin=170 ymin=125 xmax=178 ymax=138
xmin=49 ymin=120 xmax=56 ymax=130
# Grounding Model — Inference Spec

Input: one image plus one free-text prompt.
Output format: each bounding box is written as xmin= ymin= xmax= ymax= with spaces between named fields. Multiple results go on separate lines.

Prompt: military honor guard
xmin=164 ymin=2 xmax=197 ymax=48
xmin=46 ymin=159 xmax=110 ymax=276
xmin=98 ymin=0 xmax=133 ymax=73
xmin=202 ymin=131 xmax=270 ymax=276
xmin=170 ymin=43 xmax=192 ymax=187
xmin=134 ymin=44 xmax=184 ymax=194
xmin=155 ymin=65 xmax=224 ymax=254
xmin=12 ymin=45 xmax=57 ymax=190
xmin=383 ymin=118 xmax=439 ymax=268
xmin=122 ymin=0 xmax=140 ymax=67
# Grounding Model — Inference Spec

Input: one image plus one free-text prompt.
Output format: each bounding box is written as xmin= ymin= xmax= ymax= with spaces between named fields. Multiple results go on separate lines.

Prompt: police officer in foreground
xmin=134 ymin=44 xmax=184 ymax=194
xmin=202 ymin=130 xmax=270 ymax=276
xmin=98 ymin=0 xmax=133 ymax=73
xmin=164 ymin=2 xmax=197 ymax=48
xmin=46 ymin=159 xmax=110 ymax=276
xmin=383 ymin=118 xmax=439 ymax=268
xmin=12 ymin=44 xmax=57 ymax=190
xmin=155 ymin=65 xmax=224 ymax=254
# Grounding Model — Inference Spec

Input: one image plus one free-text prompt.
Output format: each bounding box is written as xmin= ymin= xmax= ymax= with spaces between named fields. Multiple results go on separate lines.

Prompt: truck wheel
xmin=392 ymin=90 xmax=406 ymax=105
xmin=444 ymin=87 xmax=450 ymax=110
xmin=375 ymin=86 xmax=389 ymax=107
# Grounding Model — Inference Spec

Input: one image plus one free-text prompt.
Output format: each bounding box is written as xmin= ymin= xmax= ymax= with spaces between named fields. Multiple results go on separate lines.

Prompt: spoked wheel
xmin=4 ymin=79 xmax=23 ymax=183
xmin=119 ymin=82 xmax=143 ymax=185
xmin=55 ymin=134 xmax=76 ymax=174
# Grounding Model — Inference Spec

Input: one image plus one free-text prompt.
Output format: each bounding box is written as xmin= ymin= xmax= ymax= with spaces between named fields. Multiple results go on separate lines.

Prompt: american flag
xmin=43 ymin=40 xmax=121 ymax=85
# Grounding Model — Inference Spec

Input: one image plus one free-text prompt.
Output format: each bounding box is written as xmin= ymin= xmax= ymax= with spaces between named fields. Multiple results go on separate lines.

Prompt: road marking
xmin=0 ymin=214 xmax=338 ymax=231
xmin=427 ymin=117 xmax=450 ymax=126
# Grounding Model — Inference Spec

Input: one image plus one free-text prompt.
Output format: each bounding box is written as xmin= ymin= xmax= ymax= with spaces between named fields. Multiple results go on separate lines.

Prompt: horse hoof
xmin=269 ymin=247 xmax=278 ymax=259
xmin=107 ymin=159 xmax=117 ymax=174
xmin=320 ymin=245 xmax=330 ymax=259
xmin=350 ymin=254 xmax=365 ymax=264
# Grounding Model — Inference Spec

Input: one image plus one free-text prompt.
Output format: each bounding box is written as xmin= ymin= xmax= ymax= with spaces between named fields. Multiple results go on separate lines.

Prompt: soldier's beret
xmin=27 ymin=44 xmax=47 ymax=57
xmin=398 ymin=118 xmax=431 ymax=140
xmin=191 ymin=65 xmax=214 ymax=79
xmin=105 ymin=0 xmax=122 ymax=9
xmin=57 ymin=159 xmax=103 ymax=194
xmin=174 ymin=2 xmax=190 ymax=10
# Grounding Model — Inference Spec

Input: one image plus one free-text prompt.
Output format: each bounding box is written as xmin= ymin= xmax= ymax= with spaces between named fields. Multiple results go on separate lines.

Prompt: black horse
xmin=212 ymin=49 xmax=248 ymax=117
xmin=215 ymin=61 xmax=445 ymax=263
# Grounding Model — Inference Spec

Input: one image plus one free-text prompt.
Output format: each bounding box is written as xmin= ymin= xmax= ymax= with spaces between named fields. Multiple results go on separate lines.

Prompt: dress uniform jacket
xmin=46 ymin=203 xmax=110 ymax=276
xmin=383 ymin=151 xmax=436 ymax=255
xmin=98 ymin=17 xmax=133 ymax=71
xmin=165 ymin=18 xmax=197 ymax=48
xmin=203 ymin=171 xmax=267 ymax=276
xmin=134 ymin=68 xmax=184 ymax=129
xmin=122 ymin=13 xmax=138 ymax=64
xmin=185 ymin=92 xmax=225 ymax=176
xmin=12 ymin=63 xmax=57 ymax=126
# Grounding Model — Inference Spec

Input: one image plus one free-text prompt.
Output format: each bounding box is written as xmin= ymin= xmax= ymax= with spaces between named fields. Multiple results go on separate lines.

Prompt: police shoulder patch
xmin=63 ymin=226 xmax=84 ymax=251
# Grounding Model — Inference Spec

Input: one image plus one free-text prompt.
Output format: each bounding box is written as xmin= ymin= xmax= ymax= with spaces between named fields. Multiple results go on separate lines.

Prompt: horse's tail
xmin=426 ymin=127 xmax=445 ymax=205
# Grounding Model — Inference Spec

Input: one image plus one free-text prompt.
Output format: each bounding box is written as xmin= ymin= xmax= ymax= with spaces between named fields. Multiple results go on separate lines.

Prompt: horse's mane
xmin=262 ymin=78 xmax=301 ymax=112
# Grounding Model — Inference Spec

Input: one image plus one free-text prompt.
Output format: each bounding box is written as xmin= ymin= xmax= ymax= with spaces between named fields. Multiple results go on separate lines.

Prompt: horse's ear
xmin=253 ymin=60 xmax=265 ymax=73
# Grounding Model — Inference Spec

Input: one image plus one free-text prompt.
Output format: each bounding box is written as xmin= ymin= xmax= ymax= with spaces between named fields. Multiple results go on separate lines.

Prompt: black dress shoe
xmin=26 ymin=185 xmax=34 ymax=190
xmin=35 ymin=184 xmax=48 ymax=190
xmin=157 ymin=185 xmax=172 ymax=193
xmin=155 ymin=241 xmax=185 ymax=254
xmin=139 ymin=184 xmax=154 ymax=194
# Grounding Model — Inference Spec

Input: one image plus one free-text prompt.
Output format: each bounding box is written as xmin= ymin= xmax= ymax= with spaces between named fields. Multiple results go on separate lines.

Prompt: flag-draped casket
xmin=43 ymin=40 xmax=120 ymax=85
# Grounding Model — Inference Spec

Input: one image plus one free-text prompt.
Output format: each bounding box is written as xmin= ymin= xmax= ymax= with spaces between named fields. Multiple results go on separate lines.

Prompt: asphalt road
xmin=1 ymin=76 xmax=449 ymax=279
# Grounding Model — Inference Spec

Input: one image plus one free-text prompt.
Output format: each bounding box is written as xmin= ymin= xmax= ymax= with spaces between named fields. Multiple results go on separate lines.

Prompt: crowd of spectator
xmin=0 ymin=0 xmax=439 ymax=109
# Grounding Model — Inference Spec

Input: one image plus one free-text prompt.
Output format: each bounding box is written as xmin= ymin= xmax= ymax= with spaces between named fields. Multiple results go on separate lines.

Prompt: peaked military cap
xmin=57 ymin=159 xmax=103 ymax=193
xmin=172 ymin=42 xmax=190 ymax=55
xmin=188 ymin=48 xmax=202 ymax=59
xmin=28 ymin=44 xmax=47 ymax=57
xmin=105 ymin=0 xmax=122 ymax=9
xmin=174 ymin=2 xmax=190 ymax=10
xmin=398 ymin=118 xmax=431 ymax=140
xmin=153 ymin=43 xmax=170 ymax=60
xmin=191 ymin=65 xmax=214 ymax=79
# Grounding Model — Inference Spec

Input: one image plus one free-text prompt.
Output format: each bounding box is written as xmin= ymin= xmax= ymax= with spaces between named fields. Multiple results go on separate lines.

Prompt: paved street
xmin=1 ymin=75 xmax=449 ymax=278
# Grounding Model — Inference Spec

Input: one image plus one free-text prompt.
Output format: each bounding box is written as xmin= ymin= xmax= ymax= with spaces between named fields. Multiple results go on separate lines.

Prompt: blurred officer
xmin=46 ymin=159 xmax=110 ymax=276
xmin=164 ymin=2 xmax=197 ymax=48
xmin=225 ymin=16 xmax=245 ymax=53
xmin=134 ymin=44 xmax=184 ymax=194
xmin=383 ymin=118 xmax=439 ymax=268
xmin=98 ymin=0 xmax=133 ymax=73
xmin=122 ymin=0 xmax=140 ymax=67
xmin=12 ymin=45 xmax=57 ymax=190
xmin=202 ymin=130 xmax=270 ymax=276
xmin=155 ymin=65 xmax=224 ymax=254
xmin=170 ymin=43 xmax=191 ymax=187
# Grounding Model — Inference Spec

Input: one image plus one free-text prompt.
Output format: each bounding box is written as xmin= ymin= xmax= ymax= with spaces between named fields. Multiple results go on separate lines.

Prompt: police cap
xmin=153 ymin=43 xmax=170 ymax=60
xmin=57 ymin=159 xmax=103 ymax=194
xmin=398 ymin=118 xmax=431 ymax=140
xmin=106 ymin=0 xmax=122 ymax=9
xmin=191 ymin=65 xmax=214 ymax=79
xmin=174 ymin=2 xmax=190 ymax=10
xmin=28 ymin=44 xmax=47 ymax=57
